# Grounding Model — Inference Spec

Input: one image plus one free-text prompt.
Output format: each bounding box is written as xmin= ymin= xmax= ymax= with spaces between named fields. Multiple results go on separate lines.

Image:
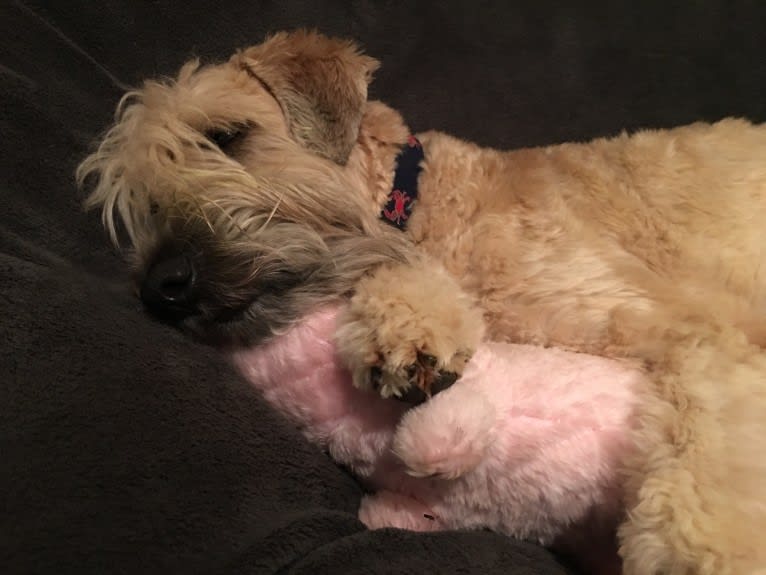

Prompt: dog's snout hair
xmin=77 ymin=31 xmax=412 ymax=343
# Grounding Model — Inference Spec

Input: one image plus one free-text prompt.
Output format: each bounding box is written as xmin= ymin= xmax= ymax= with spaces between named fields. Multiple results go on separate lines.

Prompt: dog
xmin=77 ymin=30 xmax=766 ymax=574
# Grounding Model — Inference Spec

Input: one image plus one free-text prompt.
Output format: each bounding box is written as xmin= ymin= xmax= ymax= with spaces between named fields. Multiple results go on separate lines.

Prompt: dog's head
xmin=78 ymin=30 xmax=408 ymax=344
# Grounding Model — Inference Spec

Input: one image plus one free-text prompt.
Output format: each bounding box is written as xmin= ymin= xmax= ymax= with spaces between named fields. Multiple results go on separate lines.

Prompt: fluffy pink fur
xmin=231 ymin=305 xmax=643 ymax=560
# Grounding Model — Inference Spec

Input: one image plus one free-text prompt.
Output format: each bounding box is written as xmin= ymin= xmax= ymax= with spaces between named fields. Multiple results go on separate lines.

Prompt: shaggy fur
xmin=78 ymin=30 xmax=766 ymax=574
xmin=231 ymin=304 xmax=642 ymax=575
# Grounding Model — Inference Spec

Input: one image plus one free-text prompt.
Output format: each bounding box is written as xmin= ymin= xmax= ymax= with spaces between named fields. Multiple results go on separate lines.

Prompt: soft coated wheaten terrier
xmin=78 ymin=30 xmax=766 ymax=575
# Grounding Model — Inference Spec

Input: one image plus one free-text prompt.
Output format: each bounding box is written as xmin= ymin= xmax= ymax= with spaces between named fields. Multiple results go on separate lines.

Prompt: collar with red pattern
xmin=380 ymin=135 xmax=423 ymax=230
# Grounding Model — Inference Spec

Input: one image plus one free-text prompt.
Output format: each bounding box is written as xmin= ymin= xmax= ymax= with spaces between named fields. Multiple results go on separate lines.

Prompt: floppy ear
xmin=233 ymin=30 xmax=379 ymax=164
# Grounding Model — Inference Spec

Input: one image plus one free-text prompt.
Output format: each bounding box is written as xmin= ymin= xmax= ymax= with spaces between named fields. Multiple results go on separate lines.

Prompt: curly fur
xmin=78 ymin=30 xmax=766 ymax=574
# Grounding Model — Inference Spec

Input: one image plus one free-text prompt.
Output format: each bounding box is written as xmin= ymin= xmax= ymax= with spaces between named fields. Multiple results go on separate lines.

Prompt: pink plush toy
xmin=232 ymin=305 xmax=643 ymax=572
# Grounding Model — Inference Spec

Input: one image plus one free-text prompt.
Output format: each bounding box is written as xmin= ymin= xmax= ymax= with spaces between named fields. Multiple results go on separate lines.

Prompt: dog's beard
xmin=131 ymin=218 xmax=413 ymax=347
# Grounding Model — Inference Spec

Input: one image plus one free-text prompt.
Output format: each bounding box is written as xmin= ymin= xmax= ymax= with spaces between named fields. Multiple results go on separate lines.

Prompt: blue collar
xmin=380 ymin=135 xmax=424 ymax=230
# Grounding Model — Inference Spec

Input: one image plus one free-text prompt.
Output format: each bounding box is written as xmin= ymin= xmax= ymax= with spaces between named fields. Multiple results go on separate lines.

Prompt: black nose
xmin=140 ymin=254 xmax=197 ymax=320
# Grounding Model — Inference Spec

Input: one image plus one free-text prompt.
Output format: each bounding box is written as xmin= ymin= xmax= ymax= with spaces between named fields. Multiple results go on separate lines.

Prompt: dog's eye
xmin=205 ymin=124 xmax=248 ymax=152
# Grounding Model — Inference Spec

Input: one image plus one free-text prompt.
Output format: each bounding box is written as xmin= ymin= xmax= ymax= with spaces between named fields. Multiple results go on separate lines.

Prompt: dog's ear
xmin=233 ymin=30 xmax=379 ymax=164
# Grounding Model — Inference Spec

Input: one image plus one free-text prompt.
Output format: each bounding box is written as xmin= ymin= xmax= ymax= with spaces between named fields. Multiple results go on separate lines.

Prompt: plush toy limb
xmin=392 ymin=378 xmax=495 ymax=479
xmin=358 ymin=490 xmax=443 ymax=532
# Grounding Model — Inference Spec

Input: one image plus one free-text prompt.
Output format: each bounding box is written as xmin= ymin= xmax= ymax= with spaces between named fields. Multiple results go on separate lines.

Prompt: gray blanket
xmin=3 ymin=1 xmax=765 ymax=573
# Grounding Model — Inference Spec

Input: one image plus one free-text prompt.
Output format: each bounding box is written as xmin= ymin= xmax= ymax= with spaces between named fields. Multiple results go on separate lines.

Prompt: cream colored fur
xmin=78 ymin=30 xmax=766 ymax=574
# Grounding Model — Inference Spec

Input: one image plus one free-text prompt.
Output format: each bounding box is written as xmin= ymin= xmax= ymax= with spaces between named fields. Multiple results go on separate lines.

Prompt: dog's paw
xmin=369 ymin=349 xmax=470 ymax=401
xmin=335 ymin=262 xmax=485 ymax=400
xmin=339 ymin=318 xmax=475 ymax=401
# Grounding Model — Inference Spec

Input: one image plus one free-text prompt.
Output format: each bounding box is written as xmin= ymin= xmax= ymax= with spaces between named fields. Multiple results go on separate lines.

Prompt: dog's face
xmin=78 ymin=31 xmax=406 ymax=344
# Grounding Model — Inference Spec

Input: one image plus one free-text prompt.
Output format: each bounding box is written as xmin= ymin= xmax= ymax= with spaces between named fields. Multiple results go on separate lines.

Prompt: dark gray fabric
xmin=2 ymin=1 xmax=766 ymax=573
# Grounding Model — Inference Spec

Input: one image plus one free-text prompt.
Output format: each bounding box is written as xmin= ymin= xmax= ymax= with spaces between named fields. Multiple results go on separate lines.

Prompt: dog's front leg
xmin=335 ymin=260 xmax=485 ymax=399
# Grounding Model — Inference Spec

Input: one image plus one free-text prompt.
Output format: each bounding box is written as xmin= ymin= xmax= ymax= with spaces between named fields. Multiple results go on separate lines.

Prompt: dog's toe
xmin=335 ymin=260 xmax=485 ymax=400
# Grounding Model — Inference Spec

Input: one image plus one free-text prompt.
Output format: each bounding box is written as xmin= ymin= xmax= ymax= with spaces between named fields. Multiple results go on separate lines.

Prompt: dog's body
xmin=78 ymin=31 xmax=766 ymax=574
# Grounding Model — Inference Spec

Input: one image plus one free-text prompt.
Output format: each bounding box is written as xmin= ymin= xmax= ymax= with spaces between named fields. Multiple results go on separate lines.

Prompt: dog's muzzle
xmin=140 ymin=254 xmax=198 ymax=321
